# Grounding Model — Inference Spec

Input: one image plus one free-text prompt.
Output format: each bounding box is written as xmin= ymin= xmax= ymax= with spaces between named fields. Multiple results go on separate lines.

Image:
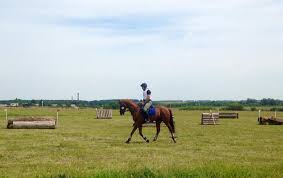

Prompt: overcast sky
xmin=0 ymin=0 xmax=282 ymax=100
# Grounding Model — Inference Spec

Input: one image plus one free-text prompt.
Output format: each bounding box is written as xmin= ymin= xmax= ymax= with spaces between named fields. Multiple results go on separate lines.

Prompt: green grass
xmin=0 ymin=108 xmax=282 ymax=177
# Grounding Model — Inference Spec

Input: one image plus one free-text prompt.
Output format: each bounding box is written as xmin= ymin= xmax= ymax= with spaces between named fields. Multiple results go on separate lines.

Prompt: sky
xmin=0 ymin=0 xmax=283 ymax=101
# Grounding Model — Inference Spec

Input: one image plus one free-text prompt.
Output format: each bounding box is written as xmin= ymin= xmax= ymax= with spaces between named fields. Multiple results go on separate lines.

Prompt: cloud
xmin=0 ymin=0 xmax=282 ymax=100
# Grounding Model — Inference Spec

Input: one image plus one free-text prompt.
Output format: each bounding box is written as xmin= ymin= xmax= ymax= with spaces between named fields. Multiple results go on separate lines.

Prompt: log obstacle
xmin=258 ymin=117 xmax=283 ymax=125
xmin=7 ymin=117 xmax=57 ymax=129
xmin=219 ymin=112 xmax=239 ymax=119
xmin=258 ymin=110 xmax=283 ymax=125
xmin=5 ymin=109 xmax=58 ymax=129
xmin=201 ymin=113 xmax=219 ymax=125
xmin=96 ymin=109 xmax=112 ymax=119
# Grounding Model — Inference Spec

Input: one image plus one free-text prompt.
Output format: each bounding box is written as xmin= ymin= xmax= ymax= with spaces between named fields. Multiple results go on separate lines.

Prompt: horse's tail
xmin=169 ymin=109 xmax=175 ymax=133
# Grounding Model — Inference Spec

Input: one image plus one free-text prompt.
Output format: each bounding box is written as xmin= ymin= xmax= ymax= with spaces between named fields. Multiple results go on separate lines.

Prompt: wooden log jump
xmin=201 ymin=113 xmax=219 ymax=125
xmin=96 ymin=109 xmax=112 ymax=119
xmin=5 ymin=109 xmax=58 ymax=129
xmin=258 ymin=117 xmax=283 ymax=125
xmin=257 ymin=110 xmax=283 ymax=125
xmin=7 ymin=117 xmax=57 ymax=129
xmin=219 ymin=112 xmax=239 ymax=119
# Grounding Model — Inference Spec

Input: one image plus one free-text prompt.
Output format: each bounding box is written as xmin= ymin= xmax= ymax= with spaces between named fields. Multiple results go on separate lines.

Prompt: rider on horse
xmin=140 ymin=83 xmax=152 ymax=122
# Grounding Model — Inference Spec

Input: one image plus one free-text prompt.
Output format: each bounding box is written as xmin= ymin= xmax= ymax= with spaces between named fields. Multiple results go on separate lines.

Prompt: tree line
xmin=0 ymin=98 xmax=283 ymax=110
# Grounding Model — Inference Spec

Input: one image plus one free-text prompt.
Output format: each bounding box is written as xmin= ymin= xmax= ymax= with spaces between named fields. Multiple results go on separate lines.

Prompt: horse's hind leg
xmin=164 ymin=121 xmax=176 ymax=143
xmin=153 ymin=121 xmax=161 ymax=141
xmin=125 ymin=124 xmax=138 ymax=144
xmin=139 ymin=126 xmax=149 ymax=143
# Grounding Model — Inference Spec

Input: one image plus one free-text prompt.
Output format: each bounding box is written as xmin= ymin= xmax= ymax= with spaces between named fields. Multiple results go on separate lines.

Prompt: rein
xmin=127 ymin=102 xmax=139 ymax=115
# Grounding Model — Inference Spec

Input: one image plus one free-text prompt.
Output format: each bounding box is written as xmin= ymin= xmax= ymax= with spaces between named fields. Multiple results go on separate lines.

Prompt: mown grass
xmin=0 ymin=108 xmax=282 ymax=178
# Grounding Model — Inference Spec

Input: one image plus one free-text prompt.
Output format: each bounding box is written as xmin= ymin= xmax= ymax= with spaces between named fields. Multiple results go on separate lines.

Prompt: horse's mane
xmin=120 ymin=99 xmax=138 ymax=108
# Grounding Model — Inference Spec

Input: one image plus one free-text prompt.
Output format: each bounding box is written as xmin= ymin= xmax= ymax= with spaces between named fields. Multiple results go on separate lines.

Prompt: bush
xmin=270 ymin=107 xmax=283 ymax=112
xmin=179 ymin=106 xmax=214 ymax=111
xmin=251 ymin=107 xmax=257 ymax=111
xmin=223 ymin=104 xmax=244 ymax=111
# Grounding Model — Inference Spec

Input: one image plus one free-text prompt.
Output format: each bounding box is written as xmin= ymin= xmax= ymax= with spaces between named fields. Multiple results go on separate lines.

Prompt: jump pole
xmin=56 ymin=109 xmax=59 ymax=127
xmin=258 ymin=110 xmax=261 ymax=118
xmin=212 ymin=114 xmax=216 ymax=125
xmin=4 ymin=109 xmax=7 ymax=122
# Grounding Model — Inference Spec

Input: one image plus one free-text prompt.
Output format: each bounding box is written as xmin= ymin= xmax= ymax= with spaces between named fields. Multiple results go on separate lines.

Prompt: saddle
xmin=148 ymin=106 xmax=156 ymax=116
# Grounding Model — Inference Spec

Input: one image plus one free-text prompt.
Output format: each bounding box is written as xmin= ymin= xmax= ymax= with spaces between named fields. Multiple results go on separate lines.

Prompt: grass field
xmin=0 ymin=108 xmax=282 ymax=178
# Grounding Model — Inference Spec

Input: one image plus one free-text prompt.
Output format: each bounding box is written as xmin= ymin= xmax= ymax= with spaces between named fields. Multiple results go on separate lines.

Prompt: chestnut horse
xmin=119 ymin=99 xmax=176 ymax=143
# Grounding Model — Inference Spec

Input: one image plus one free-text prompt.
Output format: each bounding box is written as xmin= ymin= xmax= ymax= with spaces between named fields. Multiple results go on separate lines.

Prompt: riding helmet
xmin=140 ymin=83 xmax=147 ymax=88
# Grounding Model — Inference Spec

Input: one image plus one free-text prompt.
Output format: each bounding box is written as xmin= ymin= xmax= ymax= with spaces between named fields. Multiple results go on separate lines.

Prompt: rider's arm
xmin=145 ymin=95 xmax=151 ymax=102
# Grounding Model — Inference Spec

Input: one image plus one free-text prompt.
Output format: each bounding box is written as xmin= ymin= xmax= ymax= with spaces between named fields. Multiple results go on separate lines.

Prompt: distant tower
xmin=77 ymin=92 xmax=80 ymax=102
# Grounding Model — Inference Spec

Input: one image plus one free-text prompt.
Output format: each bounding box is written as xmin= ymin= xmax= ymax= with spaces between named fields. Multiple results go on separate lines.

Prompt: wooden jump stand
xmin=96 ymin=108 xmax=113 ymax=119
xmin=201 ymin=111 xmax=219 ymax=125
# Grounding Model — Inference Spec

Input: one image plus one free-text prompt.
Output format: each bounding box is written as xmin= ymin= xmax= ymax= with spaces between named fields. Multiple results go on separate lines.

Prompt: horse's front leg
xmin=125 ymin=123 xmax=138 ymax=144
xmin=139 ymin=126 xmax=149 ymax=143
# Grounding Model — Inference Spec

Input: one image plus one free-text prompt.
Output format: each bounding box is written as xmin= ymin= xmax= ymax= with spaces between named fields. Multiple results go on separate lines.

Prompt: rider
xmin=140 ymin=83 xmax=152 ymax=122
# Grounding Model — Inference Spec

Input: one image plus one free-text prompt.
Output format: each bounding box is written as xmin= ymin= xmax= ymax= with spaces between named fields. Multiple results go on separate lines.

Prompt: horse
xmin=119 ymin=99 xmax=176 ymax=143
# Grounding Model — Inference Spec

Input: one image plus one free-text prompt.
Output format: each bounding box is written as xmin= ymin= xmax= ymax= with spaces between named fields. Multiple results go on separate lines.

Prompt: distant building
xmin=71 ymin=104 xmax=79 ymax=109
xmin=10 ymin=103 xmax=19 ymax=107
xmin=51 ymin=104 xmax=58 ymax=107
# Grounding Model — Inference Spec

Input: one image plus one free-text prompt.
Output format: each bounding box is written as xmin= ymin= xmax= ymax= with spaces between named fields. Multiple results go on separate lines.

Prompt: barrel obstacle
xmin=96 ymin=109 xmax=112 ymax=119
xmin=201 ymin=113 xmax=219 ymax=125
xmin=258 ymin=110 xmax=283 ymax=125
xmin=5 ymin=109 xmax=58 ymax=129
xmin=219 ymin=112 xmax=239 ymax=119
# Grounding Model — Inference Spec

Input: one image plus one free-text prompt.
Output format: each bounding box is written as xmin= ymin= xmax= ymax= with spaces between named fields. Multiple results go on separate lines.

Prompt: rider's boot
xmin=141 ymin=110 xmax=149 ymax=122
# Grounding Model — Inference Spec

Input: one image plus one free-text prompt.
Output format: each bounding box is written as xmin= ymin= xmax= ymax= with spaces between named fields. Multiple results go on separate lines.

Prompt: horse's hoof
xmin=125 ymin=140 xmax=130 ymax=144
xmin=146 ymin=139 xmax=150 ymax=143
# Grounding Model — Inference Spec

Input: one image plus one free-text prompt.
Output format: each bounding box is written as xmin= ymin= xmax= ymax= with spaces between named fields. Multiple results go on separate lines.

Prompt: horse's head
xmin=119 ymin=99 xmax=139 ymax=116
xmin=119 ymin=100 xmax=127 ymax=116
